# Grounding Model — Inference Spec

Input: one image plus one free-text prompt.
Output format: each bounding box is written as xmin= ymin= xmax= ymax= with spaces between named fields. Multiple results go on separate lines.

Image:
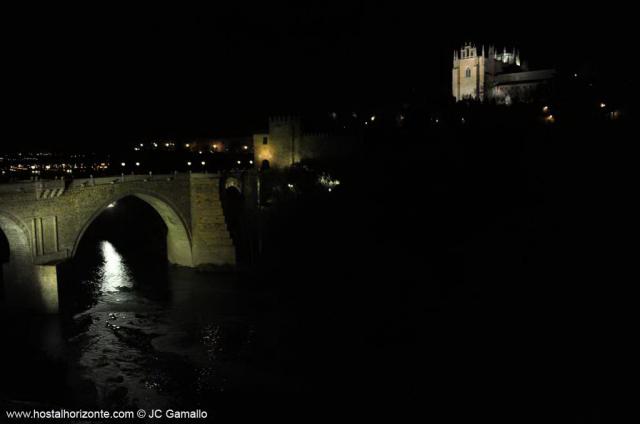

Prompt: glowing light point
xmin=600 ymin=102 xmax=606 ymax=108
xmin=187 ymin=161 xmax=192 ymax=166
xmin=107 ymin=202 xmax=116 ymax=208
xmin=135 ymin=162 xmax=140 ymax=166
xmin=201 ymin=161 xmax=206 ymax=166
xmin=120 ymin=162 xmax=126 ymax=167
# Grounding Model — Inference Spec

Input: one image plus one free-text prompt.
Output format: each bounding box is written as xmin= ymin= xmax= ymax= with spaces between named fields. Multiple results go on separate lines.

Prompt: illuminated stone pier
xmin=0 ymin=172 xmax=250 ymax=313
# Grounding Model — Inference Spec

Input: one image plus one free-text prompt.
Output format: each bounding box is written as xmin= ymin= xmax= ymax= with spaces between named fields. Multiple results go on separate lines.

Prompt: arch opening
xmin=73 ymin=193 xmax=193 ymax=268
xmin=0 ymin=212 xmax=33 ymax=305
xmin=66 ymin=195 xmax=193 ymax=312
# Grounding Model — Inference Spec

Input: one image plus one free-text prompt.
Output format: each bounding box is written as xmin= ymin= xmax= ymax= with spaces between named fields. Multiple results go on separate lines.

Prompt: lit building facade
xmin=452 ymin=43 xmax=555 ymax=104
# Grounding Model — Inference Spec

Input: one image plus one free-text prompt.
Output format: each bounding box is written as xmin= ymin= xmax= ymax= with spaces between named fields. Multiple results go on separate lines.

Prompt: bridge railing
xmin=0 ymin=171 xmax=251 ymax=196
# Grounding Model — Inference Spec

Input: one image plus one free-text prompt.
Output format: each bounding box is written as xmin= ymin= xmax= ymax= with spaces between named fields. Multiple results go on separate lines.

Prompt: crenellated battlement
xmin=268 ymin=115 xmax=301 ymax=124
xmin=302 ymin=132 xmax=330 ymax=138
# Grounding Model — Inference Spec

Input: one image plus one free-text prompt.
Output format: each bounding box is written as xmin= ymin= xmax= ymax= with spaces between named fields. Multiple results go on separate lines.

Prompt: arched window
xmin=465 ymin=68 xmax=471 ymax=78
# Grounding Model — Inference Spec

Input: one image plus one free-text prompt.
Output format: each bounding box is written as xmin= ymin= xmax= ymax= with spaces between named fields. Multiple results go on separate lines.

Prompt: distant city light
xmin=542 ymin=105 xmax=549 ymax=113
xmin=237 ymin=160 xmax=241 ymax=164
xmin=249 ymin=160 xmax=254 ymax=164
xmin=139 ymin=143 xmax=144 ymax=147
xmin=199 ymin=151 xmax=203 ymax=155
xmin=600 ymin=102 xmax=606 ymax=108
xmin=135 ymin=162 xmax=140 ymax=166
xmin=153 ymin=143 xmax=158 ymax=147
xmin=185 ymin=143 xmax=190 ymax=148
xmin=370 ymin=115 xmax=376 ymax=121
xmin=318 ymin=173 xmax=340 ymax=191
xmin=121 ymin=162 xmax=126 ymax=167
xmin=107 ymin=202 xmax=116 ymax=208
xmin=201 ymin=161 xmax=206 ymax=165
xmin=187 ymin=161 xmax=192 ymax=166
xmin=243 ymin=145 xmax=248 ymax=150
xmin=287 ymin=183 xmax=294 ymax=189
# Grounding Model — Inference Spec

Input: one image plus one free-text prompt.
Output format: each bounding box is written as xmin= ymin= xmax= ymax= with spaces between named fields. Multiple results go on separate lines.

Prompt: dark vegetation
xmin=246 ymin=103 xmax=628 ymax=419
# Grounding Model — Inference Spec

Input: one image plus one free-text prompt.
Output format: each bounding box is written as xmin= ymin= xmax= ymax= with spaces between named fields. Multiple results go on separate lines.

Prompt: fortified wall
xmin=253 ymin=117 xmax=355 ymax=169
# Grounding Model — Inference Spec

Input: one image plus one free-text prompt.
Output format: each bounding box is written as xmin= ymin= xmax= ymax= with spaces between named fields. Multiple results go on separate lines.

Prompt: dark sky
xmin=3 ymin=3 xmax=633 ymax=150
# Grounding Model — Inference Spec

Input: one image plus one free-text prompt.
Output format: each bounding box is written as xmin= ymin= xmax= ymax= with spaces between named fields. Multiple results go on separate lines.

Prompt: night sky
xmin=4 ymin=3 xmax=633 ymax=150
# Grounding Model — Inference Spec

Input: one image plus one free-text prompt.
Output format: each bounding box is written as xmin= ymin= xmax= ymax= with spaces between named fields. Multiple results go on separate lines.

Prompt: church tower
xmin=452 ymin=43 xmax=486 ymax=101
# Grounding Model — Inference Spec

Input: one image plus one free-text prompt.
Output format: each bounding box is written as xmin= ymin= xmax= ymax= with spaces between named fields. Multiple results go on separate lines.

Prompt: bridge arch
xmin=72 ymin=190 xmax=194 ymax=267
xmin=0 ymin=210 xmax=32 ymax=265
xmin=0 ymin=210 xmax=33 ymax=304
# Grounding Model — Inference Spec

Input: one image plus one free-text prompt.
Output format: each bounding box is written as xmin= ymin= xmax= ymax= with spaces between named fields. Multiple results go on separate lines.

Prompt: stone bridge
xmin=0 ymin=172 xmax=250 ymax=313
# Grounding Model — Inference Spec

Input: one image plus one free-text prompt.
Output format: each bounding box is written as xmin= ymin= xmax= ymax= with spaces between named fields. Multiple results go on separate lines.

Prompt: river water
xmin=1 ymin=234 xmax=298 ymax=417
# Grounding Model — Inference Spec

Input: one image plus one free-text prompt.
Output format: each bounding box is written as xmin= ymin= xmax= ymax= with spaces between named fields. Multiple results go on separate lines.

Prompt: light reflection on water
xmin=64 ymin=240 xmax=268 ymax=410
xmin=97 ymin=241 xmax=133 ymax=293
xmin=2 ymin=238 xmax=279 ymax=411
